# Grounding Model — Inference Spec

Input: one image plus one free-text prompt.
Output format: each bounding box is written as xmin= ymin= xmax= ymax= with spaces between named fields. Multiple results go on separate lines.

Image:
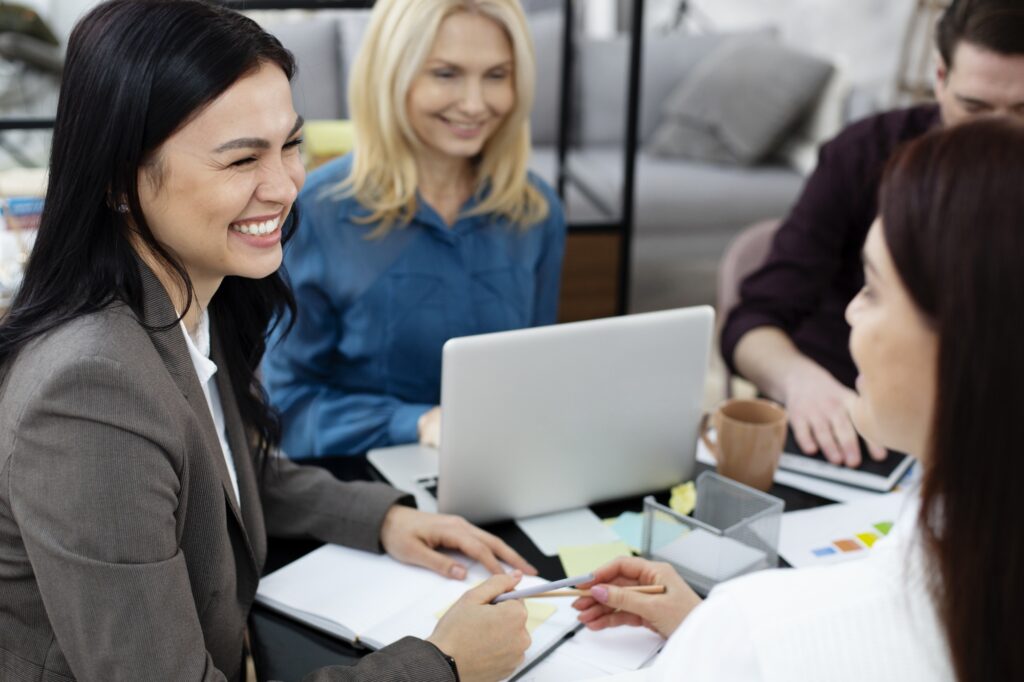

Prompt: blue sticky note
xmin=812 ymin=547 xmax=837 ymax=558
xmin=608 ymin=512 xmax=685 ymax=552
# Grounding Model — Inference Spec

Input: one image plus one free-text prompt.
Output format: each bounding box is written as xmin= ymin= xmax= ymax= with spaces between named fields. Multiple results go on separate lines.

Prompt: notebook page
xmin=257 ymin=544 xmax=482 ymax=641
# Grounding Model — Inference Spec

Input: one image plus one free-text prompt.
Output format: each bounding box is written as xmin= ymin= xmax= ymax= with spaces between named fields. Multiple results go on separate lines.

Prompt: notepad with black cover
xmin=777 ymin=428 xmax=914 ymax=492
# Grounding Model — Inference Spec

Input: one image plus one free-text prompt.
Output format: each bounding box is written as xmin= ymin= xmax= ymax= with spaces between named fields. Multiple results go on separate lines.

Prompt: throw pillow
xmin=266 ymin=17 xmax=343 ymax=121
xmin=577 ymin=32 xmax=732 ymax=146
xmin=647 ymin=36 xmax=833 ymax=165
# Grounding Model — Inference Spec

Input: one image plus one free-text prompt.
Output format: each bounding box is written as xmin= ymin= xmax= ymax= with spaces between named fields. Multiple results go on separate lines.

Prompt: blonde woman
xmin=264 ymin=0 xmax=566 ymax=458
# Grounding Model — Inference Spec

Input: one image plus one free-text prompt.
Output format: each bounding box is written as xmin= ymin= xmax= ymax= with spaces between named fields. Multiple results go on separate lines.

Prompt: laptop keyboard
xmin=417 ymin=476 xmax=439 ymax=498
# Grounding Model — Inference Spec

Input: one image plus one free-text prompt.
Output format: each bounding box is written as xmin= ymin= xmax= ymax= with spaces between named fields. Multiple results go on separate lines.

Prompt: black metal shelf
xmin=555 ymin=0 xmax=643 ymax=313
xmin=0 ymin=118 xmax=58 ymax=131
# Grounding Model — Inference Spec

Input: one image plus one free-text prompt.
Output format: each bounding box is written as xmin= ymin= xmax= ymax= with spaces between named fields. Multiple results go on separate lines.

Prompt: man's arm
xmin=722 ymin=118 xmax=891 ymax=466
xmin=733 ymin=327 xmax=881 ymax=466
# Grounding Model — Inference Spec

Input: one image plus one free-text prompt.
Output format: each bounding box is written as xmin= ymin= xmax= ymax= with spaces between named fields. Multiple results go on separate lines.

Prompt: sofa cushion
xmin=647 ymin=36 xmax=833 ymax=165
xmin=578 ymin=32 xmax=729 ymax=146
xmin=528 ymin=9 xmax=564 ymax=146
xmin=530 ymin=145 xmax=802 ymax=235
xmin=336 ymin=9 xmax=373 ymax=118
xmin=776 ymin=68 xmax=850 ymax=175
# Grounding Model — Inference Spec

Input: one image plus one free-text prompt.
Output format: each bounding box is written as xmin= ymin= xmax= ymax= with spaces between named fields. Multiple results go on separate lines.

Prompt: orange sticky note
xmin=833 ymin=539 xmax=862 ymax=553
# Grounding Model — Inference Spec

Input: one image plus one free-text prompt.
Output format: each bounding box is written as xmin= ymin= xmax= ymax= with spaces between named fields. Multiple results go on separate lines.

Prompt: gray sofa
xmin=263 ymin=10 xmax=807 ymax=313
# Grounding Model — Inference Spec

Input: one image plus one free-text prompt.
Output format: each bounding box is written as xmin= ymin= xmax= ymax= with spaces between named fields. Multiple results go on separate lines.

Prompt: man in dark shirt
xmin=721 ymin=0 xmax=1024 ymax=467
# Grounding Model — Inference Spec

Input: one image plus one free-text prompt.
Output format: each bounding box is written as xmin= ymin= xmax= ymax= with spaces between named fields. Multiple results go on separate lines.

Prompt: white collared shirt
xmin=180 ymin=310 xmax=241 ymax=507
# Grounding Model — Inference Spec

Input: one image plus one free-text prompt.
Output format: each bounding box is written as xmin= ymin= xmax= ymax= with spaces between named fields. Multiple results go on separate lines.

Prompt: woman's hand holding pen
xmin=380 ymin=505 xmax=538 ymax=579
xmin=428 ymin=573 xmax=530 ymax=682
xmin=572 ymin=557 xmax=702 ymax=639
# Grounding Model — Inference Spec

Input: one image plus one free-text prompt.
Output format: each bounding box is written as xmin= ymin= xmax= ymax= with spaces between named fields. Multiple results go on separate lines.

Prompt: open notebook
xmin=256 ymin=544 xmax=581 ymax=679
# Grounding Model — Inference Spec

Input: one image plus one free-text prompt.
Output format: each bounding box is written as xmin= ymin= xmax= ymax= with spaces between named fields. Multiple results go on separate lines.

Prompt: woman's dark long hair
xmin=879 ymin=117 xmax=1024 ymax=681
xmin=0 ymin=0 xmax=297 ymax=467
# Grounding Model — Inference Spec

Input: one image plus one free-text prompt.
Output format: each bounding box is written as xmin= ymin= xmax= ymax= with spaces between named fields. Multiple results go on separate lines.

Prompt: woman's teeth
xmin=231 ymin=217 xmax=279 ymax=236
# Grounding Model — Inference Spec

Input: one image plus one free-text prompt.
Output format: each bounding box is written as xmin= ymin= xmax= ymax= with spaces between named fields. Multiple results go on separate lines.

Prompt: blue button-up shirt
xmin=264 ymin=154 xmax=567 ymax=457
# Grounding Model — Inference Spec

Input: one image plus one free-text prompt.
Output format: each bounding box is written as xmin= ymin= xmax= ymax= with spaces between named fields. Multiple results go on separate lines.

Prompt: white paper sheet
xmin=257 ymin=544 xmax=480 ymax=639
xmin=557 ymin=625 xmax=665 ymax=674
xmin=516 ymin=507 xmax=620 ymax=556
xmin=653 ymin=527 xmax=767 ymax=582
xmin=518 ymin=646 xmax=613 ymax=681
xmin=778 ymin=492 xmax=911 ymax=568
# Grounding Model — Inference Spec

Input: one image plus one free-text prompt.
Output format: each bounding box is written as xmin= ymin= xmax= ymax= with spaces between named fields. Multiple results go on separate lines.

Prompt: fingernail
xmin=591 ymin=586 xmax=609 ymax=603
xmin=512 ymin=569 xmax=523 ymax=578
xmin=450 ymin=564 xmax=467 ymax=579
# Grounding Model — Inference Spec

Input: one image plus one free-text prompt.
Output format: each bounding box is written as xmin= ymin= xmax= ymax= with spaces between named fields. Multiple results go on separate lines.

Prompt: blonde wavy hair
xmin=341 ymin=0 xmax=549 ymax=235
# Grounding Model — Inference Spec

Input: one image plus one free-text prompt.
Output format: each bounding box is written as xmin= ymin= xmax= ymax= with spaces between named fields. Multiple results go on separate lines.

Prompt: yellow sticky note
xmin=558 ymin=541 xmax=633 ymax=577
xmin=523 ymin=601 xmax=557 ymax=633
xmin=856 ymin=532 xmax=879 ymax=548
xmin=435 ymin=597 xmax=557 ymax=634
xmin=670 ymin=481 xmax=697 ymax=516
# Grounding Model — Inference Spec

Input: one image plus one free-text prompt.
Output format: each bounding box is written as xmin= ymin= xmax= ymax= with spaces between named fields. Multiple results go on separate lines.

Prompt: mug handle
xmin=699 ymin=412 xmax=718 ymax=460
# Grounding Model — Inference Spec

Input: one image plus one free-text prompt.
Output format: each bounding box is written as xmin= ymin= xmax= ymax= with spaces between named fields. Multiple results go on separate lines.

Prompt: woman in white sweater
xmin=573 ymin=117 xmax=1024 ymax=681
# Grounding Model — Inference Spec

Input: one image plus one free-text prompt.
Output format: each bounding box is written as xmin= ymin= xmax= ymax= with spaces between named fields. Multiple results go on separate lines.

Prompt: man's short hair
xmin=937 ymin=0 xmax=1024 ymax=67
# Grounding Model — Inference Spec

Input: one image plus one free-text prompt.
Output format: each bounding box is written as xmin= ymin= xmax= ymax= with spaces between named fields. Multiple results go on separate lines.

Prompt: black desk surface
xmin=251 ymin=457 xmax=834 ymax=682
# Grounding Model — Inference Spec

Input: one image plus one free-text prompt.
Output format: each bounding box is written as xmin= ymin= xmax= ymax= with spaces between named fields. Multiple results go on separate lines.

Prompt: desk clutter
xmin=539 ymin=473 xmax=785 ymax=596
xmin=254 ymin=478 xmax=921 ymax=680
xmin=518 ymin=473 xmax=784 ymax=598
xmin=641 ymin=472 xmax=783 ymax=595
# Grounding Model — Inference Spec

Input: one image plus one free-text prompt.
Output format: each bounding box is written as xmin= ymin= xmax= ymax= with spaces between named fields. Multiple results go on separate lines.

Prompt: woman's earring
xmin=106 ymin=191 xmax=130 ymax=214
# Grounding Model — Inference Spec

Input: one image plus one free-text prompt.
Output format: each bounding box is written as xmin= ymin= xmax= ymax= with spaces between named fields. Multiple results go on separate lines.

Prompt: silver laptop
xmin=368 ymin=306 xmax=713 ymax=524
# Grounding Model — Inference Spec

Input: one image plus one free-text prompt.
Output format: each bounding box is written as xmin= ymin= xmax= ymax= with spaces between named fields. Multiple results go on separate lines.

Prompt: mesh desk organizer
xmin=642 ymin=471 xmax=784 ymax=595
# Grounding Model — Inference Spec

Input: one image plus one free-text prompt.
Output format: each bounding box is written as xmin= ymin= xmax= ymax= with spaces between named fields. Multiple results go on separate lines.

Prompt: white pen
xmin=492 ymin=572 xmax=596 ymax=604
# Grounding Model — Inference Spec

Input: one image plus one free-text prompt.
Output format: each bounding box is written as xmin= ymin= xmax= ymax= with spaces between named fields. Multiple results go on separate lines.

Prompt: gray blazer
xmin=0 ymin=265 xmax=455 ymax=682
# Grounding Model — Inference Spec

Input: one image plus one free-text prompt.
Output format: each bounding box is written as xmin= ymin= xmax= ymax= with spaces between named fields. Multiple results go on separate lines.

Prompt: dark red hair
xmin=879 ymin=117 xmax=1024 ymax=681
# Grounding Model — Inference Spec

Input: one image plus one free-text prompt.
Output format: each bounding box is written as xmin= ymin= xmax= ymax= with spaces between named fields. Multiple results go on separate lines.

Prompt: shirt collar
xmin=179 ymin=308 xmax=218 ymax=385
xmin=413 ymin=187 xmax=489 ymax=235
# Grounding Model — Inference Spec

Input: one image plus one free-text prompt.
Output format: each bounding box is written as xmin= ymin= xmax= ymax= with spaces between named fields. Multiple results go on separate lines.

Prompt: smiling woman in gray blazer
xmin=0 ymin=2 xmax=537 ymax=681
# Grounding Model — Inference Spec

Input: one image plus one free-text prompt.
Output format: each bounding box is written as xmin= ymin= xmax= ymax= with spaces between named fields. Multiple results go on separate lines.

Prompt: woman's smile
xmin=228 ymin=211 xmax=284 ymax=247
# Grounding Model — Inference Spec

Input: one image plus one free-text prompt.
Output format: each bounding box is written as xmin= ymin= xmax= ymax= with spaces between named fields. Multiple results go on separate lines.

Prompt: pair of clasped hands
xmin=382 ymin=506 xmax=698 ymax=682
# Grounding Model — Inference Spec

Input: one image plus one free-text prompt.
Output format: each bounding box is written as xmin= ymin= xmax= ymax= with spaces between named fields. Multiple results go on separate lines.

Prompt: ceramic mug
xmin=701 ymin=398 xmax=787 ymax=491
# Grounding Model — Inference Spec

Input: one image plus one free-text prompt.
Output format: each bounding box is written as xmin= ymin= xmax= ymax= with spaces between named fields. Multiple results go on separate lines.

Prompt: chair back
xmin=717 ymin=219 xmax=781 ymax=396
